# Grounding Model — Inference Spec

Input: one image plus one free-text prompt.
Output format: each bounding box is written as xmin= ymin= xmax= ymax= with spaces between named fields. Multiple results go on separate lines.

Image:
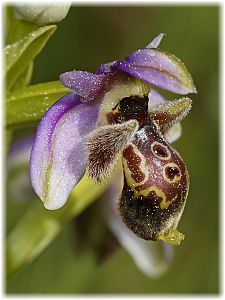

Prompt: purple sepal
xmin=30 ymin=92 xmax=99 ymax=210
xmin=116 ymin=48 xmax=197 ymax=95
xmin=60 ymin=71 xmax=109 ymax=102
xmin=146 ymin=33 xmax=165 ymax=49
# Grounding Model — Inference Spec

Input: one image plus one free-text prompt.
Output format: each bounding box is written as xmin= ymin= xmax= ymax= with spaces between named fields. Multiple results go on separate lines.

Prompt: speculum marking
xmin=163 ymin=163 xmax=181 ymax=183
xmin=151 ymin=141 xmax=171 ymax=160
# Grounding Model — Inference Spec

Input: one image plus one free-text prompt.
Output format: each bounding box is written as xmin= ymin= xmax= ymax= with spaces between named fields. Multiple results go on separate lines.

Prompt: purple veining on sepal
xmin=146 ymin=33 xmax=165 ymax=49
xmin=60 ymin=71 xmax=110 ymax=102
xmin=116 ymin=48 xmax=197 ymax=95
xmin=30 ymin=92 xmax=100 ymax=210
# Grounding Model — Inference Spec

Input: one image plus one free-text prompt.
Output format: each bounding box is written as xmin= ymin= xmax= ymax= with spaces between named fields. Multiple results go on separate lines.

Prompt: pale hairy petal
xmin=149 ymin=97 xmax=192 ymax=130
xmin=86 ymin=119 xmax=139 ymax=183
xmin=148 ymin=90 xmax=183 ymax=143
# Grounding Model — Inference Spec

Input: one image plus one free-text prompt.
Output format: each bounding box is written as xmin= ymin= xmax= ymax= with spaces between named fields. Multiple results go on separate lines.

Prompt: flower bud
xmin=14 ymin=3 xmax=71 ymax=25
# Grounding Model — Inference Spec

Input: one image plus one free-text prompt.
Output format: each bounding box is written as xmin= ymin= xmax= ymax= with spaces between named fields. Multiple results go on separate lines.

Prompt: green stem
xmin=6 ymin=174 xmax=110 ymax=278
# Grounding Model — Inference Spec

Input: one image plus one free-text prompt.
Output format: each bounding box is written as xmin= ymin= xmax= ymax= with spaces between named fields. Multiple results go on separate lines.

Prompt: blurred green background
xmin=7 ymin=5 xmax=219 ymax=294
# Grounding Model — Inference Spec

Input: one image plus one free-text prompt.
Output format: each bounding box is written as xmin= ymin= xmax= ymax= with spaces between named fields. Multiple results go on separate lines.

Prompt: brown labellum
xmin=120 ymin=122 xmax=189 ymax=245
xmin=87 ymin=87 xmax=192 ymax=245
xmin=115 ymin=95 xmax=191 ymax=245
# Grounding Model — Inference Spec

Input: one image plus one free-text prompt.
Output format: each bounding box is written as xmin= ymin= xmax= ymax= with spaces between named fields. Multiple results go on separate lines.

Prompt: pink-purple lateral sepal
xmin=30 ymin=93 xmax=99 ymax=210
xmin=60 ymin=71 xmax=110 ymax=102
xmin=116 ymin=48 xmax=197 ymax=95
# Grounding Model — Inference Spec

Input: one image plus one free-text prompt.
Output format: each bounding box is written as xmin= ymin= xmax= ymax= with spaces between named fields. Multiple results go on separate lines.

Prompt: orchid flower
xmin=8 ymin=136 xmax=173 ymax=278
xmin=30 ymin=33 xmax=196 ymax=245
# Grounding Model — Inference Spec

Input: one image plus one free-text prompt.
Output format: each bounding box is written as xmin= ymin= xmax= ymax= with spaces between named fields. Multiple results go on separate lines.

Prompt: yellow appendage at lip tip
xmin=158 ymin=228 xmax=185 ymax=246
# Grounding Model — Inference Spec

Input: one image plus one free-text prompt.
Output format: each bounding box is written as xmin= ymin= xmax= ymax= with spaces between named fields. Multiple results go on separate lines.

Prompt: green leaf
xmin=5 ymin=25 xmax=56 ymax=91
xmin=6 ymin=174 xmax=110 ymax=278
xmin=6 ymin=81 xmax=70 ymax=129
xmin=11 ymin=62 xmax=34 ymax=90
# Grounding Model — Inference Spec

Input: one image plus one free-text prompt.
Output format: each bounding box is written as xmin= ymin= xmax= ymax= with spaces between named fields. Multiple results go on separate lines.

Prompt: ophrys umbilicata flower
xmin=30 ymin=33 xmax=196 ymax=245
xmin=8 ymin=135 xmax=173 ymax=278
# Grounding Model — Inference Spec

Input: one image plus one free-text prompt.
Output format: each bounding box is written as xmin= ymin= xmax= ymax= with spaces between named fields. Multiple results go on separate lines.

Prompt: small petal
xmin=149 ymin=97 xmax=192 ymax=130
xmin=116 ymin=48 xmax=197 ymax=95
xmin=60 ymin=71 xmax=110 ymax=102
xmin=86 ymin=119 xmax=139 ymax=183
xmin=146 ymin=33 xmax=165 ymax=49
xmin=148 ymin=90 xmax=183 ymax=143
xmin=102 ymin=174 xmax=174 ymax=278
xmin=30 ymin=93 xmax=99 ymax=210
